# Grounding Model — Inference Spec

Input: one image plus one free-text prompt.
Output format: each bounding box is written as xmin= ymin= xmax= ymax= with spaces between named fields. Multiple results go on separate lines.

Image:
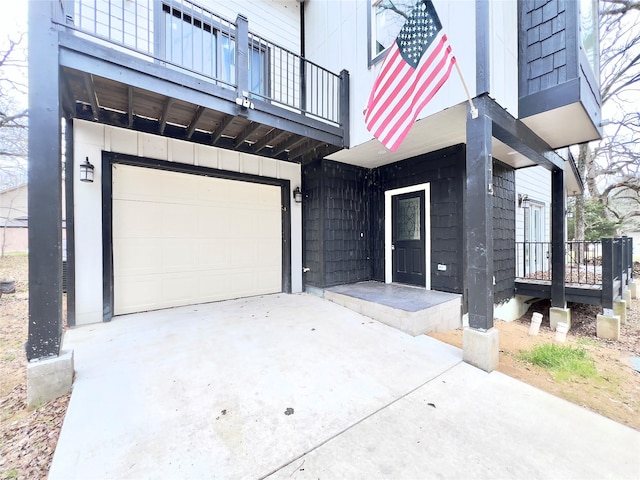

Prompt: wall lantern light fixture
xmin=80 ymin=157 xmax=95 ymax=183
xmin=517 ymin=193 xmax=529 ymax=208
xmin=293 ymin=186 xmax=303 ymax=203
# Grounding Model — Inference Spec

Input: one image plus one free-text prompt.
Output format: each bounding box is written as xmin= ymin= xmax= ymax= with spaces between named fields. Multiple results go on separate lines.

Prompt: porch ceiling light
xmin=293 ymin=186 xmax=303 ymax=203
xmin=80 ymin=157 xmax=95 ymax=183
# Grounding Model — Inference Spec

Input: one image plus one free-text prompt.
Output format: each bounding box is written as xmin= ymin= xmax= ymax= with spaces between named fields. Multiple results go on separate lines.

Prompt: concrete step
xmin=324 ymin=281 xmax=462 ymax=336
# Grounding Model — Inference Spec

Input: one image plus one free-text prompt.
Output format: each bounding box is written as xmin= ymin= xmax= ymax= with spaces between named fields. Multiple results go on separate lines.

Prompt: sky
xmin=0 ymin=0 xmax=27 ymax=43
xmin=0 ymin=0 xmax=28 ymax=103
xmin=0 ymin=0 xmax=28 ymax=188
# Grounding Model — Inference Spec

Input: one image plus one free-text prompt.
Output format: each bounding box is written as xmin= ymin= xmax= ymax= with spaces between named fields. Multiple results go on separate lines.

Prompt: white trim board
xmin=384 ymin=183 xmax=431 ymax=289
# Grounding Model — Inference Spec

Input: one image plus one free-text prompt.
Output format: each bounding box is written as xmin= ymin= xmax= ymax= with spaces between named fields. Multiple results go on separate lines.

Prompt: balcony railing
xmin=516 ymin=238 xmax=634 ymax=296
xmin=516 ymin=240 xmax=603 ymax=285
xmin=56 ymin=0 xmax=345 ymax=127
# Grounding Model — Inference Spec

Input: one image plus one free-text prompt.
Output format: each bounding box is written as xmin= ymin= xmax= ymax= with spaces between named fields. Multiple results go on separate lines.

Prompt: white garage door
xmin=112 ymin=164 xmax=282 ymax=315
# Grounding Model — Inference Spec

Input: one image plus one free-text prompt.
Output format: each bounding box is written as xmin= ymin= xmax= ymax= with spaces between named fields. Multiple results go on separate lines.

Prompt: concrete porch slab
xmin=49 ymin=293 xmax=462 ymax=479
xmin=324 ymin=281 xmax=462 ymax=335
xmin=266 ymin=363 xmax=640 ymax=479
xmin=49 ymin=293 xmax=640 ymax=480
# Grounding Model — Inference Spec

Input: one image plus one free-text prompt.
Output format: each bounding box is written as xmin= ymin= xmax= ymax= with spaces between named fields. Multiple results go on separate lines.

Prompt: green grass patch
xmin=576 ymin=337 xmax=599 ymax=347
xmin=5 ymin=468 xmax=19 ymax=479
xmin=518 ymin=343 xmax=598 ymax=382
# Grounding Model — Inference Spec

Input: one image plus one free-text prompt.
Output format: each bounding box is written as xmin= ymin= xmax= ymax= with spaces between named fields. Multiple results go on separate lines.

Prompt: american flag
xmin=364 ymin=0 xmax=456 ymax=152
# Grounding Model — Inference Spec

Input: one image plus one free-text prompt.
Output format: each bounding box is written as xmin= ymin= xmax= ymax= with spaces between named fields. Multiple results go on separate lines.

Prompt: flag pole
xmin=453 ymin=60 xmax=478 ymax=119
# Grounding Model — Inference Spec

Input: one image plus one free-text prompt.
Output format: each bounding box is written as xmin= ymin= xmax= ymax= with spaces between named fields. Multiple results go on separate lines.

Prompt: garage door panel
xmin=228 ymin=271 xmax=257 ymax=297
xmin=114 ymin=200 xmax=164 ymax=238
xmin=228 ymin=239 xmax=259 ymax=267
xmin=112 ymin=165 xmax=159 ymax=201
xmin=161 ymin=172 xmax=201 ymax=204
xmin=257 ymin=268 xmax=282 ymax=291
xmin=114 ymin=276 xmax=163 ymax=315
xmin=197 ymin=177 xmax=235 ymax=204
xmin=161 ymin=203 xmax=200 ymax=238
xmin=258 ymin=239 xmax=282 ymax=266
xmin=197 ymin=240 xmax=230 ymax=268
xmin=162 ymin=238 xmax=199 ymax=273
xmin=197 ymin=206 xmax=230 ymax=237
xmin=234 ymin=209 xmax=261 ymax=237
xmin=197 ymin=274 xmax=230 ymax=301
xmin=259 ymin=211 xmax=282 ymax=236
xmin=113 ymin=238 xmax=163 ymax=276
xmin=113 ymin=164 xmax=283 ymax=315
xmin=161 ymin=274 xmax=199 ymax=306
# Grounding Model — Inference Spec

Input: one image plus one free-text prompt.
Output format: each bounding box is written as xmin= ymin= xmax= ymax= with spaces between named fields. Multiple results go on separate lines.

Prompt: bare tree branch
xmin=574 ymin=1 xmax=640 ymax=236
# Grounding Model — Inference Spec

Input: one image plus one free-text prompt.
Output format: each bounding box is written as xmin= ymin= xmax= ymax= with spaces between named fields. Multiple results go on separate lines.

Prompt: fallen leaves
xmin=1 ymin=255 xmax=71 ymax=480
xmin=1 ymin=391 xmax=70 ymax=479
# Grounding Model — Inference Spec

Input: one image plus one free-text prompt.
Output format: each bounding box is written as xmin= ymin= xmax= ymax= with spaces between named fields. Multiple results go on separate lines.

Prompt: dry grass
xmin=0 ymin=255 xmax=70 ymax=480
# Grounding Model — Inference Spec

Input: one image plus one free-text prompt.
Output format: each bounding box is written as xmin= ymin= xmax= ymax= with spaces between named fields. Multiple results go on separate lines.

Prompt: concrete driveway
xmin=49 ymin=293 xmax=639 ymax=479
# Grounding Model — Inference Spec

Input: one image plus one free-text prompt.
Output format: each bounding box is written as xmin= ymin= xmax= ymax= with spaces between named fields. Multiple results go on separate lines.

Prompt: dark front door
xmin=392 ymin=191 xmax=426 ymax=287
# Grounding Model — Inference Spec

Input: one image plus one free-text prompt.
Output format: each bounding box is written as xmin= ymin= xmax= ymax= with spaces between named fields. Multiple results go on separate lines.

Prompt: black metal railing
xmin=516 ymin=241 xmax=551 ymax=281
xmin=516 ymin=237 xmax=634 ymax=295
xmin=57 ymin=0 xmax=345 ymax=127
xmin=516 ymin=240 xmax=602 ymax=285
xmin=601 ymin=236 xmax=634 ymax=310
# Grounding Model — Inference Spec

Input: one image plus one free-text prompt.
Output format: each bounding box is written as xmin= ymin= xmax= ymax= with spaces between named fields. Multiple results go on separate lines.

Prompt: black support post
xmin=26 ymin=0 xmax=64 ymax=360
xmin=339 ymin=69 xmax=350 ymax=147
xmin=475 ymin=0 xmax=490 ymax=95
xmin=601 ymin=238 xmax=613 ymax=313
xmin=621 ymin=236 xmax=630 ymax=285
xmin=235 ymin=14 xmax=249 ymax=116
xmin=465 ymin=97 xmax=494 ymax=330
xmin=64 ymin=118 xmax=76 ymax=327
xmin=550 ymin=168 xmax=566 ymax=308
xmin=614 ymin=238 xmax=623 ymax=298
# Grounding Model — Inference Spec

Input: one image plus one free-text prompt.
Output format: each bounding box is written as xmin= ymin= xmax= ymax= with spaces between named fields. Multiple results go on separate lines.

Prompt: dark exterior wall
xmin=302 ymin=145 xmax=516 ymax=302
xmin=302 ymin=159 xmax=324 ymax=287
xmin=520 ymin=0 xmax=568 ymax=96
xmin=302 ymin=159 xmax=371 ymax=288
xmin=492 ymin=161 xmax=516 ymax=303
xmin=371 ymin=144 xmax=466 ymax=294
xmin=518 ymin=0 xmax=601 ymax=131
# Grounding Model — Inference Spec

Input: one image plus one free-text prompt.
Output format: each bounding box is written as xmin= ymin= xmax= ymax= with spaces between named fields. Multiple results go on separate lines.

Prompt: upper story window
xmin=580 ymin=0 xmax=599 ymax=80
xmin=369 ymin=0 xmax=414 ymax=65
xmin=161 ymin=3 xmax=235 ymax=85
xmin=160 ymin=2 xmax=266 ymax=95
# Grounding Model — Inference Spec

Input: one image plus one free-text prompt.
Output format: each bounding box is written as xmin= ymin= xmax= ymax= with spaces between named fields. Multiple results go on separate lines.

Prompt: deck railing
xmin=56 ymin=0 xmax=346 ymax=127
xmin=516 ymin=240 xmax=603 ymax=285
xmin=516 ymin=237 xmax=634 ymax=298
xmin=601 ymin=237 xmax=634 ymax=311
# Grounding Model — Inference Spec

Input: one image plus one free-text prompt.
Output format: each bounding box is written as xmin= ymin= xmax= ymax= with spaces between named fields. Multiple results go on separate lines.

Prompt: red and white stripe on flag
xmin=364 ymin=30 xmax=456 ymax=152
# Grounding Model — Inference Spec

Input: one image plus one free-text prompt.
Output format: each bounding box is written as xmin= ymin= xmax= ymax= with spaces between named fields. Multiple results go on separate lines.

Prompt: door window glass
xmin=397 ymin=197 xmax=421 ymax=241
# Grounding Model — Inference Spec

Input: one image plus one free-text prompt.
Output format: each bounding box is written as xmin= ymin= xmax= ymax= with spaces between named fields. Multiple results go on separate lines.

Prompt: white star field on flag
xmin=363 ymin=0 xmax=456 ymax=151
xmin=396 ymin=1 xmax=441 ymax=68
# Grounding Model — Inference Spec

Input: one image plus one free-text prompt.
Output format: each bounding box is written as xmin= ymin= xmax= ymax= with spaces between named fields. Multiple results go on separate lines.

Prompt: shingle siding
xmin=520 ymin=0 xmax=568 ymax=96
xmin=492 ymin=161 xmax=516 ymax=303
xmin=302 ymin=159 xmax=371 ymax=288
xmin=302 ymin=159 xmax=324 ymax=287
xmin=302 ymin=145 xmax=516 ymax=302
xmin=371 ymin=144 xmax=466 ymax=294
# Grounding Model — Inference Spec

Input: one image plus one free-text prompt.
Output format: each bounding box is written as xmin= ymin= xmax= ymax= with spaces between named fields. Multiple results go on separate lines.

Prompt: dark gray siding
xmin=520 ymin=0 xmax=568 ymax=96
xmin=302 ymin=144 xmax=516 ymax=301
xmin=302 ymin=159 xmax=371 ymax=288
xmin=323 ymin=161 xmax=371 ymax=286
xmin=302 ymin=159 xmax=324 ymax=287
xmin=371 ymin=144 xmax=466 ymax=294
xmin=492 ymin=161 xmax=516 ymax=303
xmin=518 ymin=0 xmax=601 ymax=134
